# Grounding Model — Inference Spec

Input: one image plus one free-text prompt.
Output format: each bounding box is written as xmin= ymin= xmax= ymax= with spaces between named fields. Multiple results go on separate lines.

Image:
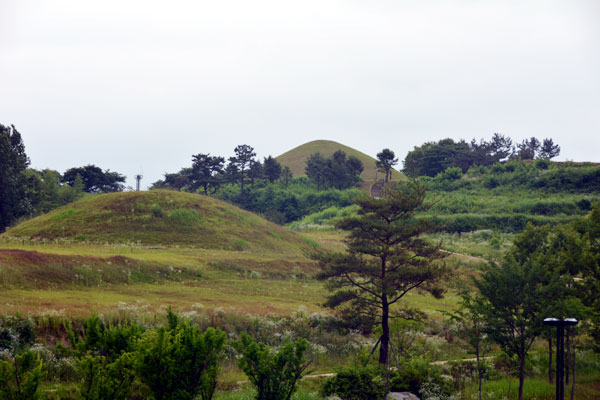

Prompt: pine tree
xmin=313 ymin=181 xmax=447 ymax=364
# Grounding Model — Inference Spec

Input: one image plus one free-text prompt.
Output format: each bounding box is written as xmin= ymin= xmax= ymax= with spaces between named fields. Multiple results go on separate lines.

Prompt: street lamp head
xmin=543 ymin=317 xmax=579 ymax=327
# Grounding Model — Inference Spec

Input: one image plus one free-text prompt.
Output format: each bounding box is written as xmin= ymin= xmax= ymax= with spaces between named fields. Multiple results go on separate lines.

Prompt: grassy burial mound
xmin=2 ymin=190 xmax=309 ymax=253
xmin=276 ymin=139 xmax=405 ymax=182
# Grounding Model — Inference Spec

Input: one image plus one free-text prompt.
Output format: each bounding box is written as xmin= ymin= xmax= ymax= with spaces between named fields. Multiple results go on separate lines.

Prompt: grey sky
xmin=1 ymin=0 xmax=599 ymax=188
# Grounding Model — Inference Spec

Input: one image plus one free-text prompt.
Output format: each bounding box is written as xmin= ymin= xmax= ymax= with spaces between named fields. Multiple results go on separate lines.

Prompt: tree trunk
xmin=518 ymin=354 xmax=525 ymax=400
xmin=549 ymin=336 xmax=553 ymax=384
xmin=240 ymin=167 xmax=245 ymax=201
xmin=379 ymin=298 xmax=389 ymax=365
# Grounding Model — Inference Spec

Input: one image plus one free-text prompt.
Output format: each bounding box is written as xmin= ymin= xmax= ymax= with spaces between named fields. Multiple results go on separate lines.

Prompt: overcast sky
xmin=1 ymin=0 xmax=599 ymax=188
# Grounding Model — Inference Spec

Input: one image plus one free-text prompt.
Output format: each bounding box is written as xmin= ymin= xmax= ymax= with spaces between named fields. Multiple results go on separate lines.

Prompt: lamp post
xmin=543 ymin=318 xmax=578 ymax=400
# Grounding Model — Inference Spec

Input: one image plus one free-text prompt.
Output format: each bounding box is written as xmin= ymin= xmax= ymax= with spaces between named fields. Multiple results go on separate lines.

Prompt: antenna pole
xmin=135 ymin=174 xmax=143 ymax=191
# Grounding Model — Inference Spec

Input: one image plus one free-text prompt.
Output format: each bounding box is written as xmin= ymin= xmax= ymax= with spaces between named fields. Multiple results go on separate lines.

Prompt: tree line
xmin=0 ymin=124 xmax=126 ymax=232
xmin=151 ymin=145 xmax=293 ymax=197
xmin=403 ymin=134 xmax=561 ymax=177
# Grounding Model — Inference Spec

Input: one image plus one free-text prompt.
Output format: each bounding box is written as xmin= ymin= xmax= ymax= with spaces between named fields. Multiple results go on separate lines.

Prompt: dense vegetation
xmin=1 ymin=124 xmax=127 ymax=232
xmin=403 ymin=134 xmax=560 ymax=177
xmin=2 ymin=125 xmax=600 ymax=399
xmin=294 ymin=161 xmax=600 ymax=235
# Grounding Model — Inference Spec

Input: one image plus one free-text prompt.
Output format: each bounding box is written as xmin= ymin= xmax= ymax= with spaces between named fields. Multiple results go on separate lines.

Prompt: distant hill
xmin=276 ymin=140 xmax=405 ymax=182
xmin=2 ymin=191 xmax=309 ymax=253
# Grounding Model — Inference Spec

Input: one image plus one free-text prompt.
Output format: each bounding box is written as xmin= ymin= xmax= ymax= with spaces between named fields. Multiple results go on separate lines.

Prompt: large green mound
xmin=3 ymin=190 xmax=310 ymax=252
xmin=276 ymin=140 xmax=405 ymax=181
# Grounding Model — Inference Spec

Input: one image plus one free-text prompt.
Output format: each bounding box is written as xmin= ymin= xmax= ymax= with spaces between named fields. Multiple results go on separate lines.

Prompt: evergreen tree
xmin=0 ymin=124 xmax=30 ymax=232
xmin=191 ymin=153 xmax=225 ymax=194
xmin=229 ymin=144 xmax=256 ymax=200
xmin=539 ymin=138 xmax=561 ymax=159
xmin=280 ymin=166 xmax=293 ymax=188
xmin=376 ymin=149 xmax=398 ymax=183
xmin=313 ymin=181 xmax=447 ymax=365
xmin=263 ymin=156 xmax=282 ymax=183
xmin=305 ymin=153 xmax=328 ymax=191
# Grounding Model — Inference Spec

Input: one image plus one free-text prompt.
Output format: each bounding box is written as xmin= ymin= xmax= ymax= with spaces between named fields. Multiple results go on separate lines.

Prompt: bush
xmin=135 ymin=318 xmax=226 ymax=400
xmin=168 ymin=209 xmax=200 ymax=225
xmin=320 ymin=365 xmax=383 ymax=400
xmin=0 ymin=350 xmax=45 ymax=400
xmin=233 ymin=333 xmax=310 ymax=400
xmin=535 ymin=158 xmax=551 ymax=170
xmin=151 ymin=203 xmax=163 ymax=218
xmin=390 ymin=357 xmax=452 ymax=399
xmin=78 ymin=353 xmax=136 ymax=400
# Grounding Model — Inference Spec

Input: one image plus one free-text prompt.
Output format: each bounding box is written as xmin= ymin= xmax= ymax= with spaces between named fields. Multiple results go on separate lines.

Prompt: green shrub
xmin=320 ymin=365 xmax=383 ymax=400
xmin=232 ymin=239 xmax=249 ymax=251
xmin=168 ymin=208 xmax=200 ymax=225
xmin=483 ymin=176 xmax=500 ymax=189
xmin=0 ymin=350 xmax=44 ymax=400
xmin=151 ymin=203 xmax=163 ymax=218
xmin=390 ymin=357 xmax=452 ymax=399
xmin=535 ymin=158 xmax=551 ymax=170
xmin=233 ymin=333 xmax=310 ymax=400
xmin=0 ymin=315 xmax=35 ymax=352
xmin=135 ymin=318 xmax=226 ymax=400
xmin=78 ymin=353 xmax=136 ymax=400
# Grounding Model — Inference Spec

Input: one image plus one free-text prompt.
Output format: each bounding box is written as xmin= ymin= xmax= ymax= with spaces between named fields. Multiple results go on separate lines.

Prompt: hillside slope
xmin=2 ymin=190 xmax=309 ymax=252
xmin=276 ymin=140 xmax=405 ymax=181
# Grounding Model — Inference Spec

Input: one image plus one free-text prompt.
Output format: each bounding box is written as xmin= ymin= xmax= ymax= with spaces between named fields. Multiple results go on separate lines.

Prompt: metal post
xmin=557 ymin=325 xmax=564 ymax=400
xmin=544 ymin=318 xmax=578 ymax=400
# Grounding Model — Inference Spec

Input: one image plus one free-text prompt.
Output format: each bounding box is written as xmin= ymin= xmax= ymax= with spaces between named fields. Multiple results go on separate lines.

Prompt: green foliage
xmin=62 ymin=165 xmax=125 ymax=193
xmin=390 ymin=357 xmax=453 ymax=399
xmin=167 ymin=209 xmax=201 ymax=225
xmin=0 ymin=315 xmax=36 ymax=353
xmin=152 ymin=203 xmax=164 ymax=217
xmin=233 ymin=333 xmax=310 ymax=400
xmin=376 ymin=148 xmax=398 ymax=183
xmin=314 ymin=181 xmax=448 ymax=364
xmin=473 ymin=223 xmax=584 ymax=400
xmin=0 ymin=124 xmax=30 ymax=232
xmin=0 ymin=350 xmax=44 ymax=400
xmin=263 ymin=156 xmax=282 ymax=183
xmin=135 ymin=317 xmax=226 ymax=400
xmin=78 ymin=353 xmax=136 ymax=400
xmin=191 ymin=153 xmax=225 ymax=195
xmin=305 ymin=150 xmax=363 ymax=190
xmin=320 ymin=364 xmax=383 ymax=400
